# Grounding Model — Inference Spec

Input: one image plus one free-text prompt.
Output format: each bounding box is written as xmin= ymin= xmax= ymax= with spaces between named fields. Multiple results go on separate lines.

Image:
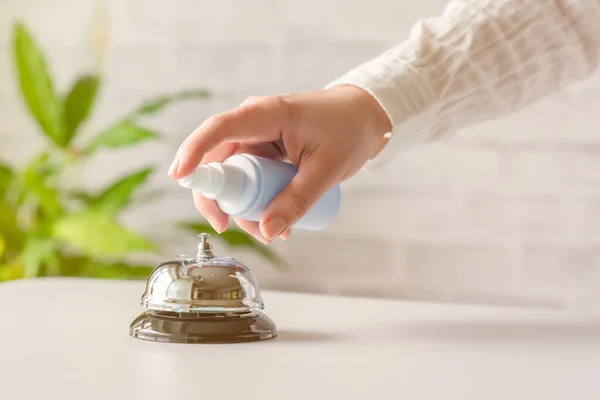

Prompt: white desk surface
xmin=1 ymin=278 xmax=600 ymax=399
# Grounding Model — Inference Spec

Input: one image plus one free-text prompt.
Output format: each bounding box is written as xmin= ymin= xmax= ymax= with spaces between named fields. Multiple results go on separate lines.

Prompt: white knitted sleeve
xmin=328 ymin=0 xmax=600 ymax=171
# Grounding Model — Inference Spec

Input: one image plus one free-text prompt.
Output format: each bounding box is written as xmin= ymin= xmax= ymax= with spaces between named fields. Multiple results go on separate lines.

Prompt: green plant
xmin=0 ymin=21 xmax=283 ymax=282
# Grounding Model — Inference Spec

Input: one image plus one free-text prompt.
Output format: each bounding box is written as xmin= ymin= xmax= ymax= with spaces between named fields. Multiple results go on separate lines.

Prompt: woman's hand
xmin=168 ymin=85 xmax=391 ymax=244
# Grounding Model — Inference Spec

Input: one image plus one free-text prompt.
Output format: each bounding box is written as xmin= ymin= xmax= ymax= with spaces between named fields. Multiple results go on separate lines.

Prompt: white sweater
xmin=328 ymin=0 xmax=600 ymax=171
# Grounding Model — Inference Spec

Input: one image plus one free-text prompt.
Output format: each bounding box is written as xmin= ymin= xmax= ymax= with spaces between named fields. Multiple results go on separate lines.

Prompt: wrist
xmin=328 ymin=84 xmax=392 ymax=158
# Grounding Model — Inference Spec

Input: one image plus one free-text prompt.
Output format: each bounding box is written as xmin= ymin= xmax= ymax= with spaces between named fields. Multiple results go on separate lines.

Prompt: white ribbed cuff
xmin=326 ymin=53 xmax=437 ymax=172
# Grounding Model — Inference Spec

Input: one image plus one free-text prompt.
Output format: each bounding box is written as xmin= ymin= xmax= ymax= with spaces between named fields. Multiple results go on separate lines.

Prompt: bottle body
xmin=180 ymin=154 xmax=341 ymax=231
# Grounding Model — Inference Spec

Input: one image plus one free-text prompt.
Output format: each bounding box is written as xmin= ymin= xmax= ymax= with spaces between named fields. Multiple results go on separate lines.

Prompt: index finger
xmin=171 ymin=97 xmax=289 ymax=178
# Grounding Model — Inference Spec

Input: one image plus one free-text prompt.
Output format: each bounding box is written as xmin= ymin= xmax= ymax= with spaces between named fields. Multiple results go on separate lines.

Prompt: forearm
xmin=329 ymin=0 xmax=600 ymax=170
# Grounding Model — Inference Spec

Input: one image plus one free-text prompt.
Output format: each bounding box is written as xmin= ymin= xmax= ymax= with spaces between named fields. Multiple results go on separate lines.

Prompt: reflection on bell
xmin=129 ymin=233 xmax=277 ymax=343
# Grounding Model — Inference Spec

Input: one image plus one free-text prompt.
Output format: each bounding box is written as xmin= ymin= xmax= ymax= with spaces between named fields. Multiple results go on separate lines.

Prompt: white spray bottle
xmin=178 ymin=153 xmax=341 ymax=231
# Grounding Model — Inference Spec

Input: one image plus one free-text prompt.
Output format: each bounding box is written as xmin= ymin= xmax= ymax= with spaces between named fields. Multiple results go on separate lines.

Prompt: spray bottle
xmin=178 ymin=153 xmax=341 ymax=231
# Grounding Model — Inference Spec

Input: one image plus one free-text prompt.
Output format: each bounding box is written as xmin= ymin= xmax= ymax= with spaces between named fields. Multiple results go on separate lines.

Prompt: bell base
xmin=129 ymin=310 xmax=277 ymax=344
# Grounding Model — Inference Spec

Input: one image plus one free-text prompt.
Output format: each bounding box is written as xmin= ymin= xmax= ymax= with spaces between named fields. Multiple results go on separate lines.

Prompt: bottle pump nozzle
xmin=178 ymin=162 xmax=245 ymax=201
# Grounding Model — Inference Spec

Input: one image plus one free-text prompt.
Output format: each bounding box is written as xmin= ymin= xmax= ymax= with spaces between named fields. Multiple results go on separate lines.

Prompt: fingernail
xmin=261 ymin=217 xmax=287 ymax=240
xmin=207 ymin=218 xmax=225 ymax=234
xmin=256 ymin=235 xmax=270 ymax=245
xmin=168 ymin=158 xmax=180 ymax=177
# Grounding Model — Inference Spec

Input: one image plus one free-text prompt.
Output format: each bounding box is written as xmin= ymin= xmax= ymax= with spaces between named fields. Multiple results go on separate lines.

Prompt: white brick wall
xmin=1 ymin=0 xmax=600 ymax=309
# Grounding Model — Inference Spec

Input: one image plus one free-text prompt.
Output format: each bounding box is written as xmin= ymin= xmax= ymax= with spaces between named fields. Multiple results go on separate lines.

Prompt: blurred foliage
xmin=0 ymin=21 xmax=283 ymax=282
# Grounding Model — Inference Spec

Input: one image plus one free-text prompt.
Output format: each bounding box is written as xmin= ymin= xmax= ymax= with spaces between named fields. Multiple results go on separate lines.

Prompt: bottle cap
xmin=177 ymin=162 xmax=245 ymax=201
xmin=178 ymin=166 xmax=212 ymax=191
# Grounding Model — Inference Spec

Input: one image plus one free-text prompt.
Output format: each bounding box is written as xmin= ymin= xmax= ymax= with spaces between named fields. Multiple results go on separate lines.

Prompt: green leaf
xmin=179 ymin=222 xmax=288 ymax=269
xmin=53 ymin=210 xmax=156 ymax=257
xmin=85 ymin=120 xmax=158 ymax=152
xmin=52 ymin=255 xmax=90 ymax=277
xmin=132 ymin=89 xmax=212 ymax=116
xmin=68 ymin=190 xmax=95 ymax=204
xmin=23 ymin=177 xmax=62 ymax=216
xmin=82 ymin=262 xmax=155 ymax=279
xmin=24 ymin=152 xmax=54 ymax=176
xmin=22 ymin=153 xmax=62 ymax=216
xmin=0 ymin=236 xmax=6 ymax=259
xmin=0 ymin=162 xmax=14 ymax=196
xmin=12 ymin=21 xmax=64 ymax=145
xmin=20 ymin=235 xmax=57 ymax=278
xmin=93 ymin=167 xmax=153 ymax=213
xmin=0 ymin=199 xmax=25 ymax=251
xmin=56 ymin=255 xmax=153 ymax=279
xmin=62 ymin=75 xmax=100 ymax=146
xmin=45 ymin=252 xmax=61 ymax=276
xmin=0 ymin=260 xmax=24 ymax=282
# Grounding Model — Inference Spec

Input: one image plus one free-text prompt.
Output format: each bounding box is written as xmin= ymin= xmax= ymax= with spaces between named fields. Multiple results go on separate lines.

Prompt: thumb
xmin=259 ymin=157 xmax=340 ymax=240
